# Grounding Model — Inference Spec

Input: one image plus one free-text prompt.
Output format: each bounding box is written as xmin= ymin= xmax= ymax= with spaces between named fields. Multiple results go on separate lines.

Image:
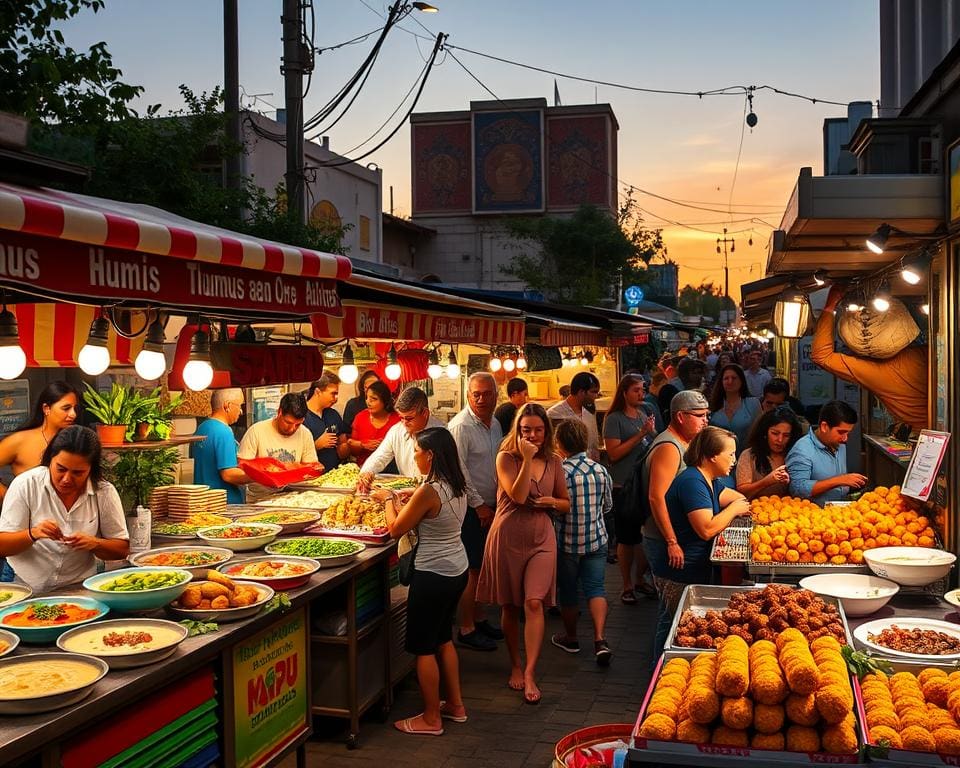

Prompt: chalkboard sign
xmin=0 ymin=380 xmax=30 ymax=438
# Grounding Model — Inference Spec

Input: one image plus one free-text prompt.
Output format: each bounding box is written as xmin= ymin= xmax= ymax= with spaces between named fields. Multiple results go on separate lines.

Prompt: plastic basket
xmin=239 ymin=457 xmax=323 ymax=488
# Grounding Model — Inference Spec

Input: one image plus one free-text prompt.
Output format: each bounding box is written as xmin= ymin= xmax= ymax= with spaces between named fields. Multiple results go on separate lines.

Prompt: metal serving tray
xmin=665 ymin=583 xmax=854 ymax=653
xmin=630 ymin=649 xmax=866 ymax=766
xmin=710 ymin=526 xmax=751 ymax=564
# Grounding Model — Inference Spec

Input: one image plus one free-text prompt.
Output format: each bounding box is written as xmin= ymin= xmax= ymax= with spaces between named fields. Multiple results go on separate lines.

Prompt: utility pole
xmin=717 ymin=227 xmax=735 ymax=301
xmin=281 ymin=0 xmax=309 ymax=223
xmin=223 ymin=0 xmax=241 ymax=194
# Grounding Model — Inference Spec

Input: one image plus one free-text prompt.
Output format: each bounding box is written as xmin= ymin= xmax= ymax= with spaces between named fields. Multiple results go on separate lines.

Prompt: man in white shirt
xmin=237 ymin=392 xmax=319 ymax=502
xmin=744 ymin=348 xmax=773 ymax=398
xmin=357 ymin=387 xmax=445 ymax=490
xmin=547 ymin=371 xmax=601 ymax=460
xmin=448 ymin=372 xmax=503 ymax=652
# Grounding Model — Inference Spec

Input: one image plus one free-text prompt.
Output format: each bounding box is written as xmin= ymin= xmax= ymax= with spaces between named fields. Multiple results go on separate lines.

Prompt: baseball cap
xmin=670 ymin=390 xmax=710 ymax=416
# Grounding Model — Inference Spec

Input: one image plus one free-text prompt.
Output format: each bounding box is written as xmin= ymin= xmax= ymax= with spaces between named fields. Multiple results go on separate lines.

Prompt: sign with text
xmin=901 ymin=429 xmax=951 ymax=501
xmin=0 ymin=379 xmax=29 ymax=438
xmin=211 ymin=343 xmax=324 ymax=387
xmin=0 ymin=231 xmax=342 ymax=317
xmin=231 ymin=608 xmax=308 ymax=768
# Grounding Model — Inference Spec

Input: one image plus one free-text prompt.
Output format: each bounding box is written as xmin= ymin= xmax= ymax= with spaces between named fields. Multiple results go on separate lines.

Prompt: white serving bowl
xmin=863 ymin=546 xmax=956 ymax=586
xmin=799 ymin=573 xmax=899 ymax=617
xmin=196 ymin=523 xmax=282 ymax=552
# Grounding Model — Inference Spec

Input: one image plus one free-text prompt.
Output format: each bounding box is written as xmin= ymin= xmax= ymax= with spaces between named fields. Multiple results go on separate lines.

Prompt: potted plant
xmin=128 ymin=389 xmax=183 ymax=442
xmin=83 ymin=383 xmax=141 ymax=446
xmin=105 ymin=447 xmax=180 ymax=511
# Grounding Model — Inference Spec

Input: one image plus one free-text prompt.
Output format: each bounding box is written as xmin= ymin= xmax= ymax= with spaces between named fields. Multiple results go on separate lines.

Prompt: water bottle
xmin=130 ymin=505 xmax=152 ymax=554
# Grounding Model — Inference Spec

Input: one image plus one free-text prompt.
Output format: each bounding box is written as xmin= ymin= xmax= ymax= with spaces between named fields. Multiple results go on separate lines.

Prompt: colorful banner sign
xmin=231 ymin=608 xmax=309 ymax=768
xmin=0 ymin=230 xmax=342 ymax=317
xmin=311 ymin=303 xmax=525 ymax=346
xmin=210 ymin=343 xmax=325 ymax=387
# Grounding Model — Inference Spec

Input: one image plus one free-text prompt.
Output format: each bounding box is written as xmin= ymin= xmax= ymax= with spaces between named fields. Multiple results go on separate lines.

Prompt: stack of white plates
xmin=148 ymin=485 xmax=172 ymax=519
xmin=166 ymin=485 xmax=211 ymax=520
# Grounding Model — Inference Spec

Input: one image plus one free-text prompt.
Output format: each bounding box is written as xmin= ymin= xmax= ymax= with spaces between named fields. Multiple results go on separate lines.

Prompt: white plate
xmin=854 ymin=616 xmax=960 ymax=659
xmin=0 ymin=584 xmax=32 ymax=609
xmin=944 ymin=589 xmax=960 ymax=609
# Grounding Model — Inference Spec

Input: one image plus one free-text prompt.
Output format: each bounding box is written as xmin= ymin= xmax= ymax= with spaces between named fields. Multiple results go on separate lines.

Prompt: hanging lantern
xmin=772 ymin=285 xmax=811 ymax=339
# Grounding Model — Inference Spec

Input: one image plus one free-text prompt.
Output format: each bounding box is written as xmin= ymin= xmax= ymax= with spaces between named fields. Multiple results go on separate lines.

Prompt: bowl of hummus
xmin=57 ymin=618 xmax=188 ymax=669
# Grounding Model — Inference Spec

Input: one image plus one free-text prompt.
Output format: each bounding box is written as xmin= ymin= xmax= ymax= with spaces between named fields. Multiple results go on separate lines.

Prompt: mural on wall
xmin=546 ymin=115 xmax=610 ymax=208
xmin=412 ymin=122 xmax=472 ymax=214
xmin=472 ymin=109 xmax=544 ymax=214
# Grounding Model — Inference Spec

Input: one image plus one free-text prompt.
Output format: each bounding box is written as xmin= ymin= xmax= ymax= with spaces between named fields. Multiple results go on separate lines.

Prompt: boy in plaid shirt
xmin=551 ymin=419 xmax=614 ymax=666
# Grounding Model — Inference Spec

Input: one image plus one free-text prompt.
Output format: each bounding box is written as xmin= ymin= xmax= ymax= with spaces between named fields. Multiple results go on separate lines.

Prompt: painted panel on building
xmin=412 ymin=121 xmax=472 ymax=214
xmin=546 ymin=115 xmax=610 ymax=209
xmin=472 ymin=109 xmax=544 ymax=214
xmin=359 ymin=215 xmax=371 ymax=251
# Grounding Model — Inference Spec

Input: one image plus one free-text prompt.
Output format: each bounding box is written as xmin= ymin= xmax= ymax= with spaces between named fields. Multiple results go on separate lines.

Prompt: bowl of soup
xmin=863 ymin=546 xmax=956 ymax=586
xmin=57 ymin=618 xmax=188 ymax=669
xmin=83 ymin=567 xmax=193 ymax=612
xmin=0 ymin=597 xmax=110 ymax=643
xmin=0 ymin=652 xmax=108 ymax=714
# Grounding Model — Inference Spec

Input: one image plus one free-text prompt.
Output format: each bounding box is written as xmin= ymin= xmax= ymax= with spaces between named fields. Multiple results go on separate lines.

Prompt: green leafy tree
xmin=677 ymin=281 xmax=736 ymax=321
xmin=0 ymin=0 xmax=143 ymax=123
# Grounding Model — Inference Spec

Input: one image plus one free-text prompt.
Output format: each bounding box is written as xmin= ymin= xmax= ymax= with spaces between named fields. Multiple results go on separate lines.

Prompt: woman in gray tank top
xmin=371 ymin=428 xmax=469 ymax=737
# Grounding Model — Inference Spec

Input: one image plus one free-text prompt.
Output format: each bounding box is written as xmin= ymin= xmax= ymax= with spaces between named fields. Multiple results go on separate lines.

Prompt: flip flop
xmin=439 ymin=700 xmax=468 ymax=723
xmin=394 ymin=716 xmax=444 ymax=736
xmin=620 ymin=589 xmax=638 ymax=605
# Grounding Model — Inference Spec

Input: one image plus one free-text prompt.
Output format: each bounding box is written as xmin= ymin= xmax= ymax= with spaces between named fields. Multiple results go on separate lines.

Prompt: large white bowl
xmin=57 ymin=618 xmax=188 ymax=669
xmin=0 ymin=652 xmax=109 ymax=715
xmin=863 ymin=546 xmax=956 ymax=586
xmin=129 ymin=546 xmax=234 ymax=578
xmin=196 ymin=523 xmax=282 ymax=552
xmin=799 ymin=573 xmax=899 ymax=617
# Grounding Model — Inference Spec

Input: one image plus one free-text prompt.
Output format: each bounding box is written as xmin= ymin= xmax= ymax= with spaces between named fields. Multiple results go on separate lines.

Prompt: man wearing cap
xmin=640 ymin=390 xmax=711 ymax=655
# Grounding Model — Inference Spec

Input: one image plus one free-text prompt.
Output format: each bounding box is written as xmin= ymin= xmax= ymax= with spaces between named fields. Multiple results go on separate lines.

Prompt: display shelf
xmin=103 ymin=436 xmax=206 ymax=450
xmin=310 ymin=614 xmax=385 ymax=646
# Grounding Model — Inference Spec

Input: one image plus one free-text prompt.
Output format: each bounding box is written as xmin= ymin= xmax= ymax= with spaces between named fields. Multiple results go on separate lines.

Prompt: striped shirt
xmin=559 ymin=452 xmax=612 ymax=554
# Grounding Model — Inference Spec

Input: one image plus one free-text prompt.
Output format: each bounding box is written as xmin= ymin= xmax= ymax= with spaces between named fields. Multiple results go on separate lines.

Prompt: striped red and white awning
xmin=0 ymin=182 xmax=351 ymax=280
xmin=13 ymin=304 xmax=143 ymax=367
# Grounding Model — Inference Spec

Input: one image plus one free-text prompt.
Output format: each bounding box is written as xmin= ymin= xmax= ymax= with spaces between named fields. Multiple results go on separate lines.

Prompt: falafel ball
xmin=785 ymin=725 xmax=821 ymax=753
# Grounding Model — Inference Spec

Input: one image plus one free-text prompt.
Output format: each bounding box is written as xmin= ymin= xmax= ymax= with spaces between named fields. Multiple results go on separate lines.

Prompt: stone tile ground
xmin=281 ymin=563 xmax=660 ymax=768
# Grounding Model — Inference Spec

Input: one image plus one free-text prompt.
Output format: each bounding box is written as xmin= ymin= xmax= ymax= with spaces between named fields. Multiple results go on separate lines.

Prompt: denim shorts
xmin=557 ymin=548 xmax=607 ymax=606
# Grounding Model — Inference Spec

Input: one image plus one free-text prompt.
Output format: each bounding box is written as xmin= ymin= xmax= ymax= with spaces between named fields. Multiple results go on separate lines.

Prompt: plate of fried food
xmin=855 ymin=617 xmax=960 ymax=660
xmin=165 ymin=570 xmax=274 ymax=622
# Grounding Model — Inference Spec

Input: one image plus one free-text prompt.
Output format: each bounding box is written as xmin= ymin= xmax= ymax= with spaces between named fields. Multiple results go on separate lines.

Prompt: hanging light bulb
xmin=900 ymin=257 xmax=923 ymax=285
xmin=866 ymin=223 xmax=892 ymax=255
xmin=813 ymin=269 xmax=827 ymax=287
xmin=489 ymin=353 xmax=502 ymax=373
xmin=921 ymin=303 xmax=930 ymax=315
xmin=502 ymin=356 xmax=516 ymax=372
xmin=579 ymin=350 xmax=589 ymax=366
xmin=426 ymin=347 xmax=443 ymax=379
xmin=516 ymin=349 xmax=527 ymax=370
xmin=78 ymin=315 xmax=112 ymax=376
xmin=872 ymin=284 xmax=891 ymax=312
xmin=846 ymin=301 xmax=862 ymax=312
xmin=134 ymin=317 xmax=167 ymax=381
xmin=445 ymin=347 xmax=460 ymax=379
xmin=771 ymin=286 xmax=811 ymax=338
xmin=182 ymin=328 xmax=214 ymax=391
xmin=384 ymin=343 xmax=402 ymax=381
xmin=0 ymin=306 xmax=26 ymax=380
xmin=337 ymin=343 xmax=359 ymax=384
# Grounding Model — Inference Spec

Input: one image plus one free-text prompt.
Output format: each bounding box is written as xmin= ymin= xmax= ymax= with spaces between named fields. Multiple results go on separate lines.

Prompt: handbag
xmin=397 ymin=527 xmax=419 ymax=586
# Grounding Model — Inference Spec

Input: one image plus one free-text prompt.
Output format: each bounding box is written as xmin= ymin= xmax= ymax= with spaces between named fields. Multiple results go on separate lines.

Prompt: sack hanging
xmin=836 ymin=297 xmax=919 ymax=359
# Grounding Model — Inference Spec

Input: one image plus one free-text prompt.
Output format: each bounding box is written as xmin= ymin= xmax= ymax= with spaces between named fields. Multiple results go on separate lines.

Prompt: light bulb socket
xmin=428 ymin=347 xmax=440 ymax=366
xmin=387 ymin=343 xmax=398 ymax=366
xmin=188 ymin=328 xmax=212 ymax=361
xmin=342 ymin=344 xmax=355 ymax=366
xmin=86 ymin=316 xmax=111 ymax=349
xmin=0 ymin=308 xmax=19 ymax=345
xmin=142 ymin=318 xmax=166 ymax=353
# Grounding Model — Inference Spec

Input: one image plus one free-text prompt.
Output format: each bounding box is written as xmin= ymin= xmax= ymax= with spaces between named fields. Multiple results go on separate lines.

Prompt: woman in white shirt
xmin=0 ymin=426 xmax=129 ymax=592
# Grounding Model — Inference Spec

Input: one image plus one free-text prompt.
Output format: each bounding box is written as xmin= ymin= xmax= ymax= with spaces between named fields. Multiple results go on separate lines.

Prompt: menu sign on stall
xmin=901 ymin=430 xmax=951 ymax=501
xmin=230 ymin=608 xmax=308 ymax=768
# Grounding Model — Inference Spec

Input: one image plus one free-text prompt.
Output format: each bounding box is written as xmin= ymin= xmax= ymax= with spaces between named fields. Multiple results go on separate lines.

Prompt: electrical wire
xmin=726 ymin=93 xmax=750 ymax=223
xmin=316 ymin=24 xmax=387 ymax=53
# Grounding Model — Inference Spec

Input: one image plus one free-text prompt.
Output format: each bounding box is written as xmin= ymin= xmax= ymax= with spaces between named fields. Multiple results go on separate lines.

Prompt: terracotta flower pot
xmin=135 ymin=422 xmax=151 ymax=442
xmin=96 ymin=424 xmax=127 ymax=447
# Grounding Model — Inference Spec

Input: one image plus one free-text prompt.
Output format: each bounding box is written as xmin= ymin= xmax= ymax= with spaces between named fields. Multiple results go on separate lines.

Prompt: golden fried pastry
xmin=751 ymin=732 xmax=785 ymax=750
xmin=822 ymin=718 xmax=858 ymax=754
xmin=901 ymin=725 xmax=936 ymax=752
xmin=179 ymin=584 xmax=202 ymax=608
xmin=753 ymin=702 xmax=784 ymax=734
xmin=663 ymin=657 xmax=691 ymax=674
xmin=658 ymin=672 xmax=688 ymax=692
xmin=927 ymin=706 xmax=956 ymax=729
xmin=934 ymin=727 xmax=960 ymax=756
xmin=923 ymin=677 xmax=951 ymax=708
xmin=200 ymin=581 xmax=230 ymax=600
xmin=815 ymin=684 xmax=854 ymax=724
xmin=785 ymin=725 xmax=821 ymax=753
xmin=785 ymin=693 xmax=820 ymax=727
xmin=900 ymin=709 xmax=932 ymax=730
xmin=687 ymin=686 xmax=721 ymax=724
xmin=894 ymin=694 xmax=927 ymax=714
xmin=721 ymin=696 xmax=753 ymax=729
xmin=197 ymin=598 xmax=212 ymax=609
xmin=638 ymin=713 xmax=676 ymax=741
xmin=675 ymin=719 xmax=710 ymax=744
xmin=711 ymin=726 xmax=749 ymax=747
xmin=231 ymin=587 xmax=258 ymax=607
xmin=647 ymin=692 xmax=682 ymax=719
xmin=869 ymin=725 xmax=903 ymax=748
xmin=864 ymin=706 xmax=899 ymax=730
xmin=810 ymin=635 xmax=842 ymax=654
xmin=210 ymin=595 xmax=230 ymax=609
xmin=205 ymin=569 xmax=236 ymax=591
xmin=776 ymin=627 xmax=806 ymax=651
xmin=891 ymin=671 xmax=920 ymax=685
xmin=919 ymin=668 xmax=948 ymax=686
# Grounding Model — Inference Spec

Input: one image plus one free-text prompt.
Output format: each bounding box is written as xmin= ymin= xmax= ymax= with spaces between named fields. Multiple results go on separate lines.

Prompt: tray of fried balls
xmin=165 ymin=570 xmax=274 ymax=623
xmin=632 ymin=631 xmax=862 ymax=764
xmin=668 ymin=583 xmax=852 ymax=653
xmin=856 ymin=658 xmax=960 ymax=763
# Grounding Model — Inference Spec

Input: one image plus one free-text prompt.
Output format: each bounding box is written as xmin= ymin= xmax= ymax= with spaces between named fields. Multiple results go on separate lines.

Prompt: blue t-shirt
xmin=191 ymin=418 xmax=244 ymax=504
xmin=304 ymin=408 xmax=344 ymax=473
xmin=662 ymin=466 xmax=726 ymax=581
xmin=709 ymin=397 xmax=761 ymax=457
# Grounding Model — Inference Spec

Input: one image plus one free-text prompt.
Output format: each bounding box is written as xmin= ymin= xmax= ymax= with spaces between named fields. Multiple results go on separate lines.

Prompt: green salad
xmin=98 ymin=570 xmax=188 ymax=591
xmin=267 ymin=538 xmax=361 ymax=558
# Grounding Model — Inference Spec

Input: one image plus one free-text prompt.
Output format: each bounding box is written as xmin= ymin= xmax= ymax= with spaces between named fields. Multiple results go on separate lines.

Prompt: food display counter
xmin=0 ymin=542 xmax=409 ymax=768
xmin=863 ymin=434 xmax=913 ymax=490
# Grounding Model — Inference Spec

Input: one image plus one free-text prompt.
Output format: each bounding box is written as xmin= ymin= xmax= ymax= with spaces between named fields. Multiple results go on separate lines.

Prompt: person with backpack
xmin=602 ymin=374 xmax=657 ymax=601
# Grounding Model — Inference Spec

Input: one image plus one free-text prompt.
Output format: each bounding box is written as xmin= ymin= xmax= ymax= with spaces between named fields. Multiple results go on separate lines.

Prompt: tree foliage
xmin=0 ymin=0 xmax=143 ymax=123
xmin=677 ymin=281 xmax=736 ymax=321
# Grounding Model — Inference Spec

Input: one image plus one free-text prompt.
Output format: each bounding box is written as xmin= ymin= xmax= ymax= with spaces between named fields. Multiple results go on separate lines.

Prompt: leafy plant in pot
xmin=129 ymin=389 xmax=184 ymax=442
xmin=105 ymin=447 xmax=180 ymax=511
xmin=82 ymin=383 xmax=143 ymax=446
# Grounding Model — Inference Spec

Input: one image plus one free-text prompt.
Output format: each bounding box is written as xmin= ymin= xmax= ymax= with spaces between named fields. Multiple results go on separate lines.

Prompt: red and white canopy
xmin=0 ymin=181 xmax=352 ymax=280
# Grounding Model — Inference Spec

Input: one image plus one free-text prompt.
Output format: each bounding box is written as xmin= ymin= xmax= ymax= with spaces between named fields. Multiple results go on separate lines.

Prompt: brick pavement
xmin=281 ymin=562 xmax=659 ymax=768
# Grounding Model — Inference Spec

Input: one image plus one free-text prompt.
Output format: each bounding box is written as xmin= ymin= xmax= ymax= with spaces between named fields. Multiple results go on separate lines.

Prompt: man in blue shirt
xmin=786 ymin=400 xmax=868 ymax=506
xmin=304 ymin=372 xmax=349 ymax=474
xmin=191 ymin=388 xmax=250 ymax=504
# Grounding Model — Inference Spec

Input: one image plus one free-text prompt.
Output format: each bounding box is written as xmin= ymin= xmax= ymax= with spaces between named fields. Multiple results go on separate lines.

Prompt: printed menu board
xmin=901 ymin=430 xmax=951 ymax=501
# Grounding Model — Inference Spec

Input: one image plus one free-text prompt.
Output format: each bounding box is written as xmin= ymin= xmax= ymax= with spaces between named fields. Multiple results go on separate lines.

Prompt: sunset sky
xmin=64 ymin=0 xmax=880 ymax=297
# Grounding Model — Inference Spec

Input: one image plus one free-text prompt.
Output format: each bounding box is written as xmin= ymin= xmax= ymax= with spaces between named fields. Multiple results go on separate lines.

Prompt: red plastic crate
xmin=239 ymin=457 xmax=323 ymax=488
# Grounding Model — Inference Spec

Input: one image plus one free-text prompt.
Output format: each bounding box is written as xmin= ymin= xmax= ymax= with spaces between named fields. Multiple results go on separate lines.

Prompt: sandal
xmin=635 ymin=582 xmax=657 ymax=599
xmin=394 ymin=715 xmax=444 ymax=736
xmin=439 ymin=700 xmax=468 ymax=723
xmin=620 ymin=589 xmax=638 ymax=605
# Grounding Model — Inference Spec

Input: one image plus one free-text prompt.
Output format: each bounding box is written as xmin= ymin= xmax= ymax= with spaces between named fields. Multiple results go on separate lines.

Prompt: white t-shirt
xmin=0 ymin=466 xmax=129 ymax=592
xmin=237 ymin=419 xmax=319 ymax=501
xmin=547 ymin=399 xmax=600 ymax=460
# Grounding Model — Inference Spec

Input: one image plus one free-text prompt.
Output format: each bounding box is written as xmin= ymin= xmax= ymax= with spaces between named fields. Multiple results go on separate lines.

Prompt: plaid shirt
xmin=559 ymin=452 xmax=612 ymax=554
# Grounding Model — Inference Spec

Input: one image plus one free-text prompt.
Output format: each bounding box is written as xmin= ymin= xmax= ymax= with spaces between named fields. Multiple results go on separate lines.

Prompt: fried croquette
xmin=893 ymin=695 xmax=927 ymax=713
xmin=753 ymin=702 xmax=785 ymax=734
xmin=785 ymin=693 xmax=820 ymax=727
xmin=785 ymin=725 xmax=821 ymax=752
xmin=751 ymin=672 xmax=789 ymax=705
xmin=200 ymin=581 xmax=230 ymax=600
xmin=815 ymin=684 xmax=854 ymax=724
xmin=891 ymin=672 xmax=920 ymax=685
xmin=638 ymin=713 xmax=676 ymax=741
xmin=647 ymin=690 xmax=683 ymax=718
xmin=923 ymin=677 xmax=951 ymax=708
xmin=675 ymin=719 xmax=710 ymax=744
xmin=751 ymin=732 xmax=785 ymax=750
xmin=864 ymin=706 xmax=899 ymax=730
xmin=901 ymin=725 xmax=937 ymax=752
xmin=721 ymin=696 xmax=753 ymax=729
xmin=810 ymin=635 xmax=842 ymax=654
xmin=776 ymin=627 xmax=807 ymax=650
xmin=205 ymin=569 xmax=236 ymax=591
xmin=783 ymin=662 xmax=820 ymax=696
xmin=179 ymin=584 xmax=202 ymax=608
xmin=663 ymin=657 xmax=691 ymax=674
xmin=869 ymin=725 xmax=903 ymax=748
xmin=918 ymin=668 xmax=948 ymax=686
xmin=210 ymin=595 xmax=230 ymax=609
xmin=900 ymin=709 xmax=932 ymax=730
xmin=821 ymin=721 xmax=858 ymax=754
xmin=657 ymin=672 xmax=688 ymax=692
xmin=711 ymin=726 xmax=749 ymax=747
xmin=934 ymin=727 xmax=960 ymax=756
xmin=687 ymin=686 xmax=721 ymax=724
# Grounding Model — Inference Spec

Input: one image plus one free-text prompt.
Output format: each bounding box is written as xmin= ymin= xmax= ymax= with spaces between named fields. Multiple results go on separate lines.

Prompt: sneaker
xmin=474 ymin=619 xmax=504 ymax=641
xmin=595 ymin=639 xmax=612 ymax=667
xmin=551 ymin=633 xmax=580 ymax=653
xmin=456 ymin=629 xmax=497 ymax=652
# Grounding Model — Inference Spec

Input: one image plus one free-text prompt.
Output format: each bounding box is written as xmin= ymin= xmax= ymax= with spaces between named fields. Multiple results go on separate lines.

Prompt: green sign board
xmin=231 ymin=608 xmax=308 ymax=768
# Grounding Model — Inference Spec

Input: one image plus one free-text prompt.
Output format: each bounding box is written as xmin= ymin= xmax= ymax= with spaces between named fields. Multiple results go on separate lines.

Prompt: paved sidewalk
xmin=284 ymin=563 xmax=659 ymax=767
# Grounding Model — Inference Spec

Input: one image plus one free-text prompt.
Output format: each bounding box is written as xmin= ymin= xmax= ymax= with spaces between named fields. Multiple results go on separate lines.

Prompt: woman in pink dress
xmin=477 ymin=403 xmax=569 ymax=705
xmin=347 ymin=380 xmax=401 ymax=465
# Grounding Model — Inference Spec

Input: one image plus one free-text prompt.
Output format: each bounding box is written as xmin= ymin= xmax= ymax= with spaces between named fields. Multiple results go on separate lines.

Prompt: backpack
xmin=620 ymin=431 xmax=681 ymax=527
